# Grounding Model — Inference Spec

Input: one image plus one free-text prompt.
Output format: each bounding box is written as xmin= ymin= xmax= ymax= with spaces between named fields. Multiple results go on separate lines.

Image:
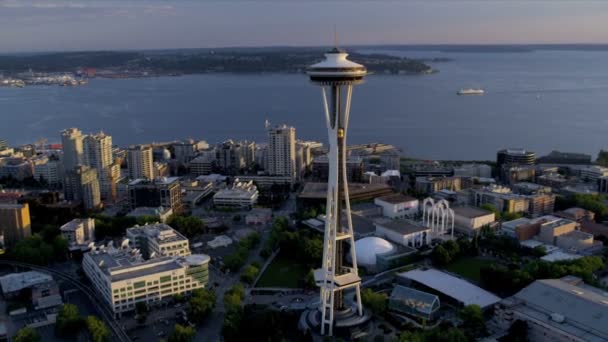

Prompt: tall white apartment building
xmin=127 ymin=145 xmax=154 ymax=180
xmin=267 ymin=124 xmax=296 ymax=181
xmin=83 ymin=132 xmax=118 ymax=201
xmin=61 ymin=128 xmax=84 ymax=171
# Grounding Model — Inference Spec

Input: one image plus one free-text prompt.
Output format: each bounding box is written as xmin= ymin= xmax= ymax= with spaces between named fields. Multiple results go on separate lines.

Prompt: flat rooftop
xmin=298 ymin=182 xmax=392 ymax=199
xmin=398 ymin=268 xmax=500 ymax=308
xmin=452 ymin=206 xmax=492 ymax=219
xmin=0 ymin=271 xmax=54 ymax=294
xmin=376 ymin=219 xmax=430 ymax=235
xmin=511 ymin=278 xmax=608 ymax=341
xmin=376 ymin=194 xmax=418 ymax=204
xmin=126 ymin=223 xmax=188 ymax=244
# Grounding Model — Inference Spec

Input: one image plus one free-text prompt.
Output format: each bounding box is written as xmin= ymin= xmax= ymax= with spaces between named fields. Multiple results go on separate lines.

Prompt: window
xmin=160 ymin=275 xmax=172 ymax=283
xmin=133 ymin=281 xmax=146 ymax=289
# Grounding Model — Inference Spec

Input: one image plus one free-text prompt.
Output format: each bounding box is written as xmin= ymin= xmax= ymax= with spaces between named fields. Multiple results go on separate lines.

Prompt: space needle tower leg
xmin=308 ymin=48 xmax=367 ymax=336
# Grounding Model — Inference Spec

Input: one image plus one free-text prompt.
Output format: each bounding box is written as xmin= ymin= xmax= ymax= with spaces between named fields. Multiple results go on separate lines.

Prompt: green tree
xmin=167 ymin=324 xmax=195 ymax=342
xmin=431 ymin=245 xmax=452 ymax=266
xmin=240 ymin=264 xmax=260 ymax=284
xmin=480 ymin=203 xmax=501 ymax=221
xmin=14 ymin=327 xmax=40 ymax=342
xmin=55 ymin=304 xmax=84 ymax=337
xmin=361 ymin=288 xmax=387 ymax=316
xmin=167 ymin=215 xmax=206 ymax=237
xmin=459 ymin=304 xmax=487 ymax=338
xmin=186 ymin=289 xmax=216 ymax=325
xmin=222 ymin=284 xmax=246 ymax=342
xmin=86 ymin=316 xmax=111 ymax=342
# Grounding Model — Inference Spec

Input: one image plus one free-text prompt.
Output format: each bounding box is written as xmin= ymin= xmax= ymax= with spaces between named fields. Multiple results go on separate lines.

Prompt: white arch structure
xmin=422 ymin=198 xmax=454 ymax=238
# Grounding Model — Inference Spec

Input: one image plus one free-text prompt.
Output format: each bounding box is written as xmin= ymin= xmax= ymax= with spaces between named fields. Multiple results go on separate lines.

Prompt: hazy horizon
xmin=1 ymin=0 xmax=607 ymax=53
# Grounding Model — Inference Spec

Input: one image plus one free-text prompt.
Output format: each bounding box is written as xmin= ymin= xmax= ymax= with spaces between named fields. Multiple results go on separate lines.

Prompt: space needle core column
xmin=307 ymin=48 xmax=367 ymax=336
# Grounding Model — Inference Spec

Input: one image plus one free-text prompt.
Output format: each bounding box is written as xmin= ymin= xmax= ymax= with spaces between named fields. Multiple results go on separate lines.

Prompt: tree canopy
xmin=166 ymin=215 xmax=206 ymax=237
xmin=186 ymin=289 xmax=216 ymax=325
xmin=86 ymin=316 xmax=111 ymax=342
xmin=167 ymin=324 xmax=195 ymax=342
xmin=55 ymin=304 xmax=84 ymax=337
xmin=361 ymin=288 xmax=388 ymax=316
xmin=14 ymin=327 xmax=40 ymax=342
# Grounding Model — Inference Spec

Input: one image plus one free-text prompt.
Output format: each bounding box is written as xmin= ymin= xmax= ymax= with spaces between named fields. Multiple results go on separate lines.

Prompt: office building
xmin=452 ymin=206 xmax=496 ymax=235
xmin=214 ymin=140 xmax=255 ymax=175
xmin=496 ymin=148 xmax=535 ymax=171
xmin=415 ymin=176 xmax=462 ymax=194
xmin=173 ymin=140 xmax=208 ymax=166
xmin=266 ymin=124 xmax=296 ymax=180
xmin=64 ymin=166 xmax=101 ymax=211
xmin=312 ymin=154 xmax=363 ymax=183
xmin=374 ymin=194 xmax=419 ymax=219
xmin=61 ymin=128 xmax=84 ymax=171
xmin=495 ymin=277 xmax=608 ymax=341
xmin=453 ymin=163 xmax=492 ymax=178
xmin=213 ymin=179 xmax=259 ymax=209
xmin=579 ymin=165 xmax=608 ymax=183
xmin=0 ymin=203 xmax=31 ymax=248
xmin=375 ymin=219 xmax=431 ymax=248
xmin=82 ymin=245 xmax=209 ymax=316
xmin=296 ymin=141 xmax=313 ymax=179
xmin=127 ymin=145 xmax=154 ymax=180
xmin=60 ymin=218 xmax=95 ymax=249
xmin=189 ymin=152 xmax=215 ymax=176
xmin=128 ymin=177 xmax=182 ymax=213
xmin=126 ymin=223 xmax=190 ymax=259
xmin=501 ymin=165 xmax=536 ymax=185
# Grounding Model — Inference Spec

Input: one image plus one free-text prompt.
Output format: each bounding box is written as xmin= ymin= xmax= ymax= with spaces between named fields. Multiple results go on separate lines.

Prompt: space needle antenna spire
xmin=306 ymin=40 xmax=368 ymax=336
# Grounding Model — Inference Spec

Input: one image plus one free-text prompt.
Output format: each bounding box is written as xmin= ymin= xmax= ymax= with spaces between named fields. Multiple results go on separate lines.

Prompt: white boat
xmin=457 ymin=88 xmax=484 ymax=95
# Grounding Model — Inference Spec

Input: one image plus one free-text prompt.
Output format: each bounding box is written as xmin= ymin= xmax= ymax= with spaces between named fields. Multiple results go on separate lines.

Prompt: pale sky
xmin=1 ymin=0 xmax=607 ymax=52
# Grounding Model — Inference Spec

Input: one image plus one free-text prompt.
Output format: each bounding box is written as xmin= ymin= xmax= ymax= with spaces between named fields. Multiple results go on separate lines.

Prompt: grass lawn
xmin=256 ymin=255 xmax=308 ymax=288
xmin=445 ymin=257 xmax=494 ymax=283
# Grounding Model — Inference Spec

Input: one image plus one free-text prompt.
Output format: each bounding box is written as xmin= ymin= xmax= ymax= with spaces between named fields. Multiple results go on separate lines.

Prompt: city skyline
xmin=1 ymin=1 xmax=608 ymax=53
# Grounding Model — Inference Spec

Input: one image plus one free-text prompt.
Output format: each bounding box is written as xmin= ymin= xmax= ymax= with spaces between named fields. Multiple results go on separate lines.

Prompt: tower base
xmin=298 ymin=304 xmax=372 ymax=340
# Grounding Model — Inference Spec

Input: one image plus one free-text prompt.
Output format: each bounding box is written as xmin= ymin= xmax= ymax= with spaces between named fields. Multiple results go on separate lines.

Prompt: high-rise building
xmin=173 ymin=140 xmax=209 ymax=166
xmin=0 ymin=203 xmax=31 ymax=248
xmin=303 ymin=48 xmax=368 ymax=336
xmin=0 ymin=139 xmax=7 ymax=150
xmin=64 ymin=166 xmax=101 ymax=211
xmin=61 ymin=128 xmax=84 ymax=171
xmin=496 ymin=148 xmax=535 ymax=171
xmin=128 ymin=177 xmax=182 ymax=213
xmin=33 ymin=156 xmax=63 ymax=186
xmin=83 ymin=132 xmax=118 ymax=201
xmin=127 ymin=145 xmax=154 ymax=180
xmin=267 ymin=124 xmax=296 ymax=181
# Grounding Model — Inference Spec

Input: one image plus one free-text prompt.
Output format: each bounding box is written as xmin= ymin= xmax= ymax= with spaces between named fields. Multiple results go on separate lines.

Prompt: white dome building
xmin=351 ymin=237 xmax=396 ymax=270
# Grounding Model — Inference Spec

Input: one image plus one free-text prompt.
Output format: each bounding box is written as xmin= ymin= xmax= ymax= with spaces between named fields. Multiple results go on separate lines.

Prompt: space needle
xmin=305 ymin=47 xmax=368 ymax=336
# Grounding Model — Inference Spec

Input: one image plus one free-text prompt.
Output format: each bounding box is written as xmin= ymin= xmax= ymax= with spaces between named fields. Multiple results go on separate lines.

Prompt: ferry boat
xmin=457 ymin=88 xmax=484 ymax=95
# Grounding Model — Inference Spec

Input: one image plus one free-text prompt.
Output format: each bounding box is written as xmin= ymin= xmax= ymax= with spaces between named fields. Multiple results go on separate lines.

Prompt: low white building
xmin=452 ymin=206 xmax=495 ymax=235
xmin=60 ymin=218 xmax=95 ymax=247
xmin=375 ymin=219 xmax=430 ymax=248
xmin=374 ymin=194 xmax=419 ymax=219
xmin=126 ymin=223 xmax=190 ymax=259
xmin=213 ymin=179 xmax=259 ymax=209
